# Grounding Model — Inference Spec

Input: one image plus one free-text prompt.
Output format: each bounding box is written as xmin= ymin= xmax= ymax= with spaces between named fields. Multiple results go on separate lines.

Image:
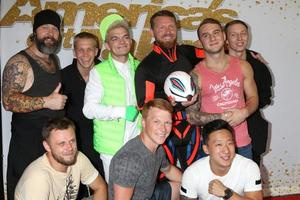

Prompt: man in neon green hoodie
xmin=83 ymin=14 xmax=140 ymax=182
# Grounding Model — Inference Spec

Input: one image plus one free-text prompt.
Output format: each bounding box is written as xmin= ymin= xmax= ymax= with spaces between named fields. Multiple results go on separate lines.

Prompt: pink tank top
xmin=195 ymin=56 xmax=251 ymax=147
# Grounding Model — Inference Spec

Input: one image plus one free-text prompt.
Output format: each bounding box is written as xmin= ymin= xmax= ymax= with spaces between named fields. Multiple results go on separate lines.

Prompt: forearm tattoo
xmin=2 ymin=55 xmax=44 ymax=112
xmin=186 ymin=70 xmax=222 ymax=125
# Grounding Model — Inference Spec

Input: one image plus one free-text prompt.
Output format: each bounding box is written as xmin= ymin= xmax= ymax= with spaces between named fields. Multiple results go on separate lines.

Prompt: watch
xmin=223 ymin=188 xmax=233 ymax=199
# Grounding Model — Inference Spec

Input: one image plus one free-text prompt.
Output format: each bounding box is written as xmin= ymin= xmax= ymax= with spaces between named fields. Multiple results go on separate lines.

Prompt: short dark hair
xmin=197 ymin=18 xmax=223 ymax=39
xmin=42 ymin=117 xmax=75 ymax=140
xmin=224 ymin=19 xmax=248 ymax=36
xmin=202 ymin=119 xmax=234 ymax=145
xmin=150 ymin=10 xmax=177 ymax=29
xmin=142 ymin=98 xmax=173 ymax=119
xmin=73 ymin=31 xmax=99 ymax=49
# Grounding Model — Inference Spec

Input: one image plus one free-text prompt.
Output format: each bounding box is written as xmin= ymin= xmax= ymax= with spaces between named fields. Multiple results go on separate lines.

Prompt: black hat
xmin=33 ymin=9 xmax=61 ymax=32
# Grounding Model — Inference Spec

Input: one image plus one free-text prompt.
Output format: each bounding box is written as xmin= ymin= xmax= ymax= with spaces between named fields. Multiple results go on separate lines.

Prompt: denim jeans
xmin=237 ymin=143 xmax=253 ymax=159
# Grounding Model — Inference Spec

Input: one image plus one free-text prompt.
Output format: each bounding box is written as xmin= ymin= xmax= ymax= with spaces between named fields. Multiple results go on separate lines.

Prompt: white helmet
xmin=164 ymin=71 xmax=195 ymax=102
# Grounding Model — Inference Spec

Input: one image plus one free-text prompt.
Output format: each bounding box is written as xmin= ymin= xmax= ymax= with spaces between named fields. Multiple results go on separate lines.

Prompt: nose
xmin=237 ymin=34 xmax=243 ymax=41
xmin=82 ymin=50 xmax=89 ymax=57
xmin=158 ymin=123 xmax=167 ymax=133
xmin=223 ymin=144 xmax=230 ymax=153
xmin=209 ymin=34 xmax=216 ymax=41
xmin=166 ymin=27 xmax=172 ymax=34
xmin=65 ymin=142 xmax=74 ymax=151
xmin=118 ymin=37 xmax=126 ymax=44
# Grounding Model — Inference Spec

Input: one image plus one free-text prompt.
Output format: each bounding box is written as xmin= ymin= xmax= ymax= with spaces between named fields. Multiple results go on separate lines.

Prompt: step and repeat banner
xmin=1 ymin=0 xmax=300 ymax=196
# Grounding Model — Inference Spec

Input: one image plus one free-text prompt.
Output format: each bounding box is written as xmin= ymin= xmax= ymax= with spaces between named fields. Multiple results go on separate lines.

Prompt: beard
xmin=52 ymin=150 xmax=78 ymax=166
xmin=34 ymin=34 xmax=62 ymax=55
xmin=155 ymin=36 xmax=177 ymax=49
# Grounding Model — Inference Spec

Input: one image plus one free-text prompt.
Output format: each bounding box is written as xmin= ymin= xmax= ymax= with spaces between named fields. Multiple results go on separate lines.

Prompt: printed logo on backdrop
xmin=0 ymin=0 xmax=237 ymax=60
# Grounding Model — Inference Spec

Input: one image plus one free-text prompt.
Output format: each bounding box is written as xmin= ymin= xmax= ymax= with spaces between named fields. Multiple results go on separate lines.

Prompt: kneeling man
xmin=109 ymin=99 xmax=182 ymax=200
xmin=180 ymin=119 xmax=262 ymax=200
xmin=15 ymin=117 xmax=107 ymax=200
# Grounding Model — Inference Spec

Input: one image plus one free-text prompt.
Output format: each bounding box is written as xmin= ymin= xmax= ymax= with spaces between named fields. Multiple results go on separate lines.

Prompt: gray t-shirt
xmin=109 ymin=136 xmax=169 ymax=200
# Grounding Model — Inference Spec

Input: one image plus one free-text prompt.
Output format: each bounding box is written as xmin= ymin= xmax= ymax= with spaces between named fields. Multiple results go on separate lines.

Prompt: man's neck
xmin=46 ymin=153 xmax=68 ymax=173
xmin=204 ymin=50 xmax=229 ymax=72
xmin=111 ymin=54 xmax=129 ymax=63
xmin=155 ymin=41 xmax=176 ymax=50
xmin=209 ymin=160 xmax=231 ymax=177
xmin=77 ymin=62 xmax=94 ymax=82
xmin=228 ymin=49 xmax=246 ymax=60
xmin=140 ymin=133 xmax=158 ymax=153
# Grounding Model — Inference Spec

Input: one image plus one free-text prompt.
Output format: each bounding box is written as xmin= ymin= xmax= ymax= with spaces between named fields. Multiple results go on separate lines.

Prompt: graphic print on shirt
xmin=209 ymin=76 xmax=240 ymax=110
xmin=63 ymin=174 xmax=78 ymax=200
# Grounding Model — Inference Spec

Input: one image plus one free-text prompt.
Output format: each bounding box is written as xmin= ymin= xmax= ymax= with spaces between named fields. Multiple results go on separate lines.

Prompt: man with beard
xmin=14 ymin=117 xmax=107 ymax=200
xmin=186 ymin=18 xmax=258 ymax=159
xmin=2 ymin=9 xmax=67 ymax=199
xmin=135 ymin=10 xmax=205 ymax=171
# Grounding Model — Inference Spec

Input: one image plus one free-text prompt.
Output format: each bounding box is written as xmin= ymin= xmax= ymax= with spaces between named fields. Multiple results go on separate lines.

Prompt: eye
xmin=241 ymin=32 xmax=248 ymax=37
xmin=214 ymin=30 xmax=221 ymax=36
xmin=110 ymin=36 xmax=118 ymax=42
xmin=230 ymin=33 xmax=237 ymax=38
xmin=123 ymin=35 xmax=130 ymax=40
xmin=165 ymin=121 xmax=172 ymax=126
xmin=153 ymin=120 xmax=160 ymax=124
xmin=59 ymin=142 xmax=65 ymax=147
xmin=202 ymin=33 xmax=209 ymax=39
xmin=227 ymin=141 xmax=234 ymax=146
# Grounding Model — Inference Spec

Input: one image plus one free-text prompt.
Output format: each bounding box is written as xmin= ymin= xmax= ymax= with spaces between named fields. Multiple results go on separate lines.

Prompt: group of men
xmin=1 ymin=7 xmax=272 ymax=200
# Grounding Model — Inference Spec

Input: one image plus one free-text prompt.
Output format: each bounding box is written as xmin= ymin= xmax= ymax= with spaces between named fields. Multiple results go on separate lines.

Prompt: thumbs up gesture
xmin=43 ymin=83 xmax=68 ymax=110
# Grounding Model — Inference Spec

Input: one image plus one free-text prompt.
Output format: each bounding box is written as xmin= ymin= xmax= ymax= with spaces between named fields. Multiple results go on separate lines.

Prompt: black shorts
xmin=150 ymin=180 xmax=172 ymax=200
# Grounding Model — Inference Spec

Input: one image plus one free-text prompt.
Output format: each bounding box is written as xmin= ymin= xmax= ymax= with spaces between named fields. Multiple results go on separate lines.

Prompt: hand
xmin=181 ymin=94 xmax=198 ymax=107
xmin=224 ymin=108 xmax=247 ymax=127
xmin=221 ymin=111 xmax=233 ymax=121
xmin=208 ymin=179 xmax=227 ymax=197
xmin=125 ymin=106 xmax=139 ymax=122
xmin=167 ymin=96 xmax=177 ymax=107
xmin=43 ymin=83 xmax=67 ymax=110
xmin=250 ymin=51 xmax=269 ymax=65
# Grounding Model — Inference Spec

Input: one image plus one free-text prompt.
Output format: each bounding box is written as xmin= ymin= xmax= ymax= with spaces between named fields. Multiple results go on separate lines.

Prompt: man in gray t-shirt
xmin=109 ymin=99 xmax=182 ymax=200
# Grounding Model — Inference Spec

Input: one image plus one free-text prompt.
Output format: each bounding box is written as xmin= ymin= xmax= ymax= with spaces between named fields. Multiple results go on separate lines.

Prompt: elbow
xmin=2 ymin=99 xmax=12 ymax=112
xmin=82 ymin=106 xmax=93 ymax=119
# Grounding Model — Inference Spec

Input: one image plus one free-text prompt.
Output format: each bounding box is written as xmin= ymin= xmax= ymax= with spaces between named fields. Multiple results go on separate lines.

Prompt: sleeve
xmin=135 ymin=63 xmax=155 ymax=109
xmin=111 ymin=153 xmax=142 ymax=188
xmin=180 ymin=45 xmax=205 ymax=66
xmin=159 ymin=147 xmax=170 ymax=172
xmin=180 ymin=167 xmax=198 ymax=198
xmin=83 ymin=68 xmax=126 ymax=120
xmin=78 ymin=152 xmax=99 ymax=185
xmin=247 ymin=50 xmax=273 ymax=108
xmin=14 ymin=174 xmax=50 ymax=200
xmin=255 ymin=62 xmax=272 ymax=108
xmin=244 ymin=161 xmax=262 ymax=192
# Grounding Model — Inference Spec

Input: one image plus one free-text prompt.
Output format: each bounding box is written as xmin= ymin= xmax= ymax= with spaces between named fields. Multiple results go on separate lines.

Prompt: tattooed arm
xmin=2 ymin=54 xmax=66 ymax=113
xmin=186 ymin=70 xmax=224 ymax=126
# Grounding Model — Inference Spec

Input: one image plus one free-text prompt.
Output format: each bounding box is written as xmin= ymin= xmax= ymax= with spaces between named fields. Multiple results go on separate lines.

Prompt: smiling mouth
xmin=118 ymin=45 xmax=128 ymax=49
xmin=220 ymin=155 xmax=231 ymax=161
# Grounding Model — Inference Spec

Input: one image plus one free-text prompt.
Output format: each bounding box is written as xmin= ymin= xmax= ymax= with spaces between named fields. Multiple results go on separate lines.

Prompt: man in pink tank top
xmin=186 ymin=18 xmax=258 ymax=159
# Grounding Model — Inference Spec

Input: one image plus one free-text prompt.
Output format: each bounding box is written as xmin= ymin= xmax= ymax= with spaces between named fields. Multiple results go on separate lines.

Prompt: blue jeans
xmin=237 ymin=143 xmax=253 ymax=159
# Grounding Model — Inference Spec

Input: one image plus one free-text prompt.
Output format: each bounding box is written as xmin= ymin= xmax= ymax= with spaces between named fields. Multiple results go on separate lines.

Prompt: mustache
xmin=163 ymin=34 xmax=175 ymax=37
xmin=43 ymin=36 xmax=58 ymax=43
